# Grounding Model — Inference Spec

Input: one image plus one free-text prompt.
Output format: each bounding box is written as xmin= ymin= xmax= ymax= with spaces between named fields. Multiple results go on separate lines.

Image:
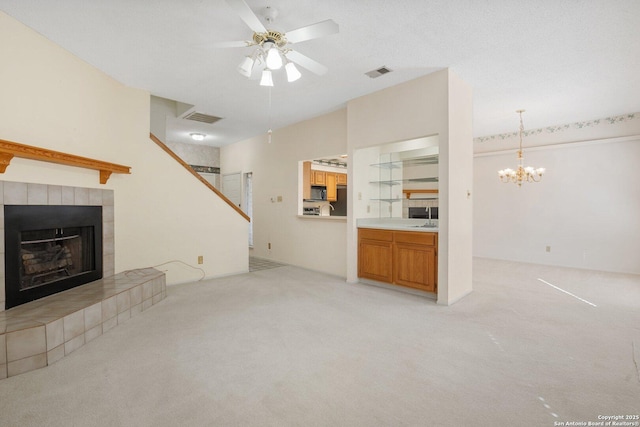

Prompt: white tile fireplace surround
xmin=0 ymin=181 xmax=167 ymax=379
xmin=0 ymin=180 xmax=115 ymax=312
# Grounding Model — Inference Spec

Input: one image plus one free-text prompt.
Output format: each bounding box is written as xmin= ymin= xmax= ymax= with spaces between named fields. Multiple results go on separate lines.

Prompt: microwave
xmin=310 ymin=186 xmax=327 ymax=201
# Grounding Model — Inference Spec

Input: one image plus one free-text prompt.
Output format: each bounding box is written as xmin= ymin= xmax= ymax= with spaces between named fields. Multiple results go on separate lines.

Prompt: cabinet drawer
xmin=393 ymin=231 xmax=436 ymax=246
xmin=358 ymin=228 xmax=393 ymax=242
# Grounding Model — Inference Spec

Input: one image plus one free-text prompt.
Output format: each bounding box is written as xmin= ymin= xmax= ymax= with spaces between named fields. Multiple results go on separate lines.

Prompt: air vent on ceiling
xmin=365 ymin=66 xmax=393 ymax=79
xmin=183 ymin=111 xmax=222 ymax=124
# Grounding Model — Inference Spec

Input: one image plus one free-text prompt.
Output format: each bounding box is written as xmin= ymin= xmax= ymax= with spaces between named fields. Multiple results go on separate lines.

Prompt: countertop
xmin=356 ymin=218 xmax=439 ymax=233
xmin=298 ymin=215 xmax=347 ymax=221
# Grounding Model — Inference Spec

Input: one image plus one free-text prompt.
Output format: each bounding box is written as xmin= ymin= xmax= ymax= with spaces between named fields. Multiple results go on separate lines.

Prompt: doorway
xmin=222 ymin=172 xmax=242 ymax=209
xmin=244 ymin=172 xmax=253 ymax=247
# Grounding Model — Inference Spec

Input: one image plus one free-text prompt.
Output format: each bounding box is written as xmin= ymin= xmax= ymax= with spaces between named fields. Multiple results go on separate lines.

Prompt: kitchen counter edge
xmin=297 ymin=215 xmax=347 ymax=221
xmin=357 ymin=224 xmax=438 ymax=233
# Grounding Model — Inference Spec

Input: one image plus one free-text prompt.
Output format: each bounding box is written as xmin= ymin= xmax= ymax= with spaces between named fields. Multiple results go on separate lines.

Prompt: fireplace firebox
xmin=4 ymin=205 xmax=103 ymax=309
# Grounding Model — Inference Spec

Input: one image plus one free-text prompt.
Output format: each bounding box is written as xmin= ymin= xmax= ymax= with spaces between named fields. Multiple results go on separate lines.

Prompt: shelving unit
xmin=369 ymin=155 xmax=439 ymax=217
xmin=369 ymin=155 xmax=403 ymax=216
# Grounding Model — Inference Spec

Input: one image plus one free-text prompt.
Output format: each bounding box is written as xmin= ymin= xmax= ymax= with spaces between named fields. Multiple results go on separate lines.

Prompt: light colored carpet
xmin=1 ymin=258 xmax=639 ymax=426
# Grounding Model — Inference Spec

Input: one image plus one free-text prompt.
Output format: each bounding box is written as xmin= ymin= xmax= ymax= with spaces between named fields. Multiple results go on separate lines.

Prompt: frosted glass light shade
xmin=285 ymin=62 xmax=301 ymax=82
xmin=237 ymin=56 xmax=255 ymax=77
xmin=265 ymin=47 xmax=283 ymax=70
xmin=260 ymin=69 xmax=274 ymax=87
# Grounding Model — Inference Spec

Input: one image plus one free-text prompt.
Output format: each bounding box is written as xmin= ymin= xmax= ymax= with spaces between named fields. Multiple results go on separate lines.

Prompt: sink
xmin=409 ymin=224 xmax=438 ymax=228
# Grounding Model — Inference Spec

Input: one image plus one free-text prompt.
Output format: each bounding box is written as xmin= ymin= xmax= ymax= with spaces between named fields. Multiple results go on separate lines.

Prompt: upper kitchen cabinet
xmin=326 ymin=172 xmax=337 ymax=201
xmin=299 ymin=156 xmax=348 ymax=217
xmin=312 ymin=170 xmax=326 ymax=185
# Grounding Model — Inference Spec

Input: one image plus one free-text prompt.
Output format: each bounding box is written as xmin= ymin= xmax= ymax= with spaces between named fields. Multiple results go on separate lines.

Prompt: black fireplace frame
xmin=4 ymin=205 xmax=103 ymax=309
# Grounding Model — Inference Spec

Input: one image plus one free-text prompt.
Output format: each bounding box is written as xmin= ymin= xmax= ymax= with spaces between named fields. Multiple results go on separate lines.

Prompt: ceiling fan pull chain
xmin=267 ymin=86 xmax=273 ymax=144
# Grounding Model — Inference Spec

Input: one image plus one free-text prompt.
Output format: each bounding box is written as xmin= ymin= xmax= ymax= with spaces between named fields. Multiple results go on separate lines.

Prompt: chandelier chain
xmin=497 ymin=109 xmax=545 ymax=187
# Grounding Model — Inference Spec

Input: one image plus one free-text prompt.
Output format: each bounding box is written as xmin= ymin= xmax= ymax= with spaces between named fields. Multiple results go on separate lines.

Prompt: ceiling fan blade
xmin=286 ymin=50 xmax=328 ymax=75
xmin=285 ymin=19 xmax=339 ymax=44
xmin=211 ymin=40 xmax=255 ymax=48
xmin=225 ymin=0 xmax=267 ymax=34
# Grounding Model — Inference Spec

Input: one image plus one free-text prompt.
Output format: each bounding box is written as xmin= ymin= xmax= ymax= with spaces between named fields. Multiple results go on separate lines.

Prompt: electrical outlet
xmin=277 ymin=195 xmax=282 ymax=202
xmin=268 ymin=243 xmax=271 ymax=250
xmin=545 ymin=246 xmax=551 ymax=253
xmin=358 ymin=192 xmax=362 ymax=200
xmin=367 ymin=205 xmax=370 ymax=213
xmin=197 ymin=255 xmax=203 ymax=264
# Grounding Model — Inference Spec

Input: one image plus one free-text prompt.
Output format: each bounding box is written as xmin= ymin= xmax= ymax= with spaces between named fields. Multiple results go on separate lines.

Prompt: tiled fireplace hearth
xmin=0 ymin=181 xmax=167 ymax=379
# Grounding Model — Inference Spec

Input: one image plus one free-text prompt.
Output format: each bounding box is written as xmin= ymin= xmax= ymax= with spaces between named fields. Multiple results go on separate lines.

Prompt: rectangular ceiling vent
xmin=365 ymin=66 xmax=393 ymax=79
xmin=183 ymin=111 xmax=222 ymax=124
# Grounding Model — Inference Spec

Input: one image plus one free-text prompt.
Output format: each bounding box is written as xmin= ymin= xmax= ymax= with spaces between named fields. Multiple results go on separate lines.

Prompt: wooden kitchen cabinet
xmin=303 ymin=163 xmax=346 ymax=202
xmin=358 ymin=229 xmax=393 ymax=283
xmin=393 ymin=231 xmax=437 ymax=292
xmin=358 ymin=228 xmax=437 ymax=293
xmin=326 ymin=173 xmax=337 ymax=201
xmin=311 ymin=170 xmax=326 ymax=185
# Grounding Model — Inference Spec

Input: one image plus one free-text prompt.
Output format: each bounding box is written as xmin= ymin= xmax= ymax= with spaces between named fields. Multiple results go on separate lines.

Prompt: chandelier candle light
xmin=498 ymin=109 xmax=545 ymax=186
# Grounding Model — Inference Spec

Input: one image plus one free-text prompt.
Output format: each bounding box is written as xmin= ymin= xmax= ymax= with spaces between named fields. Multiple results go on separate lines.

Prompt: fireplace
xmin=4 ymin=205 xmax=103 ymax=309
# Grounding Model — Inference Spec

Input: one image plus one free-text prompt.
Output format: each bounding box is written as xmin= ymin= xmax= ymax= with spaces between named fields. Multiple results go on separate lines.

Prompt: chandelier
xmin=498 ymin=109 xmax=545 ymax=186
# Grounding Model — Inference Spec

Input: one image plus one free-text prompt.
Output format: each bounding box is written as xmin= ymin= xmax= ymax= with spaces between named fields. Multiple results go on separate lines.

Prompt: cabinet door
xmin=393 ymin=243 xmax=436 ymax=292
xmin=358 ymin=229 xmax=393 ymax=283
xmin=313 ymin=171 xmax=326 ymax=185
xmin=359 ymin=239 xmax=393 ymax=283
xmin=326 ymin=173 xmax=337 ymax=201
xmin=337 ymin=173 xmax=347 ymax=185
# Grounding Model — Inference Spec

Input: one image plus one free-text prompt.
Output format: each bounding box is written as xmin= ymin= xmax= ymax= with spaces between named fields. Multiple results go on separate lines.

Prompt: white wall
xmin=221 ymin=109 xmax=348 ymax=277
xmin=474 ymin=131 xmax=640 ymax=274
xmin=0 ymin=12 xmax=248 ymax=285
xmin=347 ymin=69 xmax=474 ymax=305
xmin=150 ymin=96 xmax=221 ymax=170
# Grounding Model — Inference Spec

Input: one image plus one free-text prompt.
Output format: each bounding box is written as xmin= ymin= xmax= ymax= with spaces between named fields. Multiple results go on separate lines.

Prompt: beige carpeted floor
xmin=1 ymin=258 xmax=639 ymax=426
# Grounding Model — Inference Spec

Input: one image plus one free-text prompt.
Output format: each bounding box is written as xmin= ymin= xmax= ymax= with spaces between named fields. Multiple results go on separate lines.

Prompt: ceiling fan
xmin=215 ymin=0 xmax=339 ymax=86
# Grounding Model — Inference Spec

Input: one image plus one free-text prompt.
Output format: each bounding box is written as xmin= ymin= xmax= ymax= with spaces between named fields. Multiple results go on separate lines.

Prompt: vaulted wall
xmin=0 ymin=12 xmax=248 ymax=291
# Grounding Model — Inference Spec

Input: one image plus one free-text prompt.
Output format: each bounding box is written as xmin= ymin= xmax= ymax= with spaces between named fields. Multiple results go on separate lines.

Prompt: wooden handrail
xmin=149 ymin=133 xmax=250 ymax=222
xmin=0 ymin=138 xmax=131 ymax=184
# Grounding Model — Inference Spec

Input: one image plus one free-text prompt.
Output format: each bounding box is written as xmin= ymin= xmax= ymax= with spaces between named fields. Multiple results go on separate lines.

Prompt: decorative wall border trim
xmin=474 ymin=112 xmax=639 ymax=144
xmin=190 ymin=165 xmax=220 ymax=174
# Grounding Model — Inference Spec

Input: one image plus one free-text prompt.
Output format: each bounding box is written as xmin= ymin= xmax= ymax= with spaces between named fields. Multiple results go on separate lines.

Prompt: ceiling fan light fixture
xmin=219 ymin=0 xmax=339 ymax=86
xmin=285 ymin=61 xmax=301 ymax=82
xmin=237 ymin=55 xmax=255 ymax=77
xmin=265 ymin=45 xmax=283 ymax=70
xmin=260 ymin=69 xmax=274 ymax=87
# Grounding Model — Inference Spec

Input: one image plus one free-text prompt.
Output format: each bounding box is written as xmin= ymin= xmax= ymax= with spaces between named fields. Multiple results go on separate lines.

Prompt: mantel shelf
xmin=0 ymin=138 xmax=131 ymax=184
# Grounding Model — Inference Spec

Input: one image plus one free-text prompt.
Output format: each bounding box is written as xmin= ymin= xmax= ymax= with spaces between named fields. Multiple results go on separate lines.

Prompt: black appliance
xmin=331 ymin=187 xmax=347 ymax=216
xmin=408 ymin=206 xmax=438 ymax=219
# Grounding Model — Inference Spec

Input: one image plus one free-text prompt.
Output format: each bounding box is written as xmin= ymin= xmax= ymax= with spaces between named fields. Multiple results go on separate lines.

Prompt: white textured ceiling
xmin=2 ymin=0 xmax=639 ymax=147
